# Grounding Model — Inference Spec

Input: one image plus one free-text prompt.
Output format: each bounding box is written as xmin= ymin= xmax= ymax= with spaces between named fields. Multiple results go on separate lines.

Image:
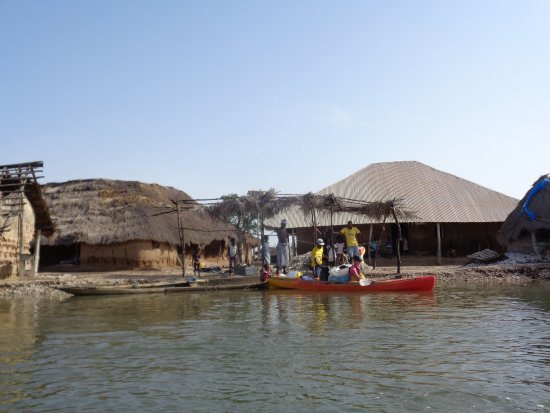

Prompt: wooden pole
xmin=312 ymin=209 xmax=317 ymax=246
xmin=436 ymin=223 xmax=442 ymax=265
xmin=239 ymin=214 xmax=247 ymax=266
xmin=260 ymin=213 xmax=265 ymax=264
xmin=390 ymin=207 xmax=402 ymax=275
xmin=373 ymin=216 xmax=387 ymax=270
xmin=33 ymin=230 xmax=41 ymax=275
xmin=368 ymin=224 xmax=373 ymax=266
xmin=17 ymin=180 xmax=25 ymax=276
xmin=330 ymin=209 xmax=334 ymax=245
xmin=175 ymin=202 xmax=186 ymax=277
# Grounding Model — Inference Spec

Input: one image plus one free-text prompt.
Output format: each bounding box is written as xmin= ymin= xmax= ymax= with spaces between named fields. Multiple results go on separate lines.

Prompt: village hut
xmin=40 ymin=179 xmax=239 ymax=270
xmin=0 ymin=161 xmax=54 ymax=278
xmin=266 ymin=161 xmax=518 ymax=262
xmin=499 ymin=174 xmax=550 ymax=261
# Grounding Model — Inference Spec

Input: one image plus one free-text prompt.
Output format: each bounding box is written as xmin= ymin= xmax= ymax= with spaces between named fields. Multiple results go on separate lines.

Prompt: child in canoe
xmin=260 ymin=264 xmax=272 ymax=282
xmin=328 ymin=255 xmax=366 ymax=283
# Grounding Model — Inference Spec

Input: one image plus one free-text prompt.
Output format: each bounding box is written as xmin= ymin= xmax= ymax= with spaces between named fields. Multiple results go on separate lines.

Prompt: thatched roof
xmin=499 ymin=174 xmax=550 ymax=243
xmin=207 ymin=190 xmax=415 ymax=232
xmin=295 ymin=192 xmax=417 ymax=223
xmin=266 ymin=161 xmax=519 ymax=228
xmin=41 ymin=179 xmax=238 ymax=246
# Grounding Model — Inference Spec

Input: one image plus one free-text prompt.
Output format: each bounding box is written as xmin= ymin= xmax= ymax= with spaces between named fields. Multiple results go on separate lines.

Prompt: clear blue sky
xmin=1 ymin=0 xmax=549 ymax=200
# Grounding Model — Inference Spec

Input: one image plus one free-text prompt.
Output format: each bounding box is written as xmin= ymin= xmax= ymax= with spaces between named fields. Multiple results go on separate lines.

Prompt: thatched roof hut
xmin=42 ymin=179 xmax=236 ymax=246
xmin=40 ymin=179 xmax=238 ymax=269
xmin=499 ymin=174 xmax=550 ymax=260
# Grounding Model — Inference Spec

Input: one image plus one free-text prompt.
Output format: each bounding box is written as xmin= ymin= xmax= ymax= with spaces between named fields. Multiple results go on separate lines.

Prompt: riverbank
xmin=0 ymin=253 xmax=548 ymax=298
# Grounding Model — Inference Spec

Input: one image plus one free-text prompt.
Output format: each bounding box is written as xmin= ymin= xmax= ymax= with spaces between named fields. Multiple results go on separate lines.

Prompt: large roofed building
xmin=268 ymin=161 xmax=518 ymax=260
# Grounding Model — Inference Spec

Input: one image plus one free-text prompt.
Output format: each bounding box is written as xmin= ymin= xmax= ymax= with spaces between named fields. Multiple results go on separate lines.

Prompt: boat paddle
xmin=359 ymin=278 xmax=373 ymax=286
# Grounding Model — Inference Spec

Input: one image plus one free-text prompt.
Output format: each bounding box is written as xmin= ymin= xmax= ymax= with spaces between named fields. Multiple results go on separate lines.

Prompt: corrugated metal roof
xmin=267 ymin=161 xmax=518 ymax=228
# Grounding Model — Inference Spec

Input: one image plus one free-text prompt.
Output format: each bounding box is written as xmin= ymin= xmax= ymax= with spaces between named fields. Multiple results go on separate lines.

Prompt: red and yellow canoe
xmin=268 ymin=275 xmax=435 ymax=292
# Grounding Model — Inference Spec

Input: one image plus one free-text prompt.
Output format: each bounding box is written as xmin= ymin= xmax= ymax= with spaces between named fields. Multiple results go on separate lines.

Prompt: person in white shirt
xmin=228 ymin=237 xmax=238 ymax=275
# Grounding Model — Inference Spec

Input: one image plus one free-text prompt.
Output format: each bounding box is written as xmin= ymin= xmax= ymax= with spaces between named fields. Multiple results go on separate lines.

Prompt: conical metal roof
xmin=267 ymin=161 xmax=518 ymax=227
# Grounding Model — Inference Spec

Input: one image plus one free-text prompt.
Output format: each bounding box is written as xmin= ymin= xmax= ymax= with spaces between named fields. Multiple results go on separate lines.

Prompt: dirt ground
xmin=0 ymin=253 xmax=548 ymax=298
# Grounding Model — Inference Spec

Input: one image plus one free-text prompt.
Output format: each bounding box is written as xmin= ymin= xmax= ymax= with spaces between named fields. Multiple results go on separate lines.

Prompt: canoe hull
xmin=165 ymin=282 xmax=266 ymax=293
xmin=58 ymin=281 xmax=267 ymax=296
xmin=267 ymin=275 xmax=435 ymax=292
xmin=57 ymin=286 xmax=170 ymax=295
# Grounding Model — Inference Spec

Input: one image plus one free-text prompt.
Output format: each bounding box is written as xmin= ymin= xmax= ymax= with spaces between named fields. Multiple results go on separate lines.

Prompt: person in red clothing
xmin=348 ymin=255 xmax=366 ymax=282
xmin=328 ymin=255 xmax=366 ymax=283
xmin=260 ymin=263 xmax=272 ymax=282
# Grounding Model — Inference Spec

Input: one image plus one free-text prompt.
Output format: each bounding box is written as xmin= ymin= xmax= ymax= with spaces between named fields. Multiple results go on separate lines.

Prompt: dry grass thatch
xmin=298 ymin=193 xmax=417 ymax=223
xmin=42 ymin=179 xmax=238 ymax=246
xmin=500 ymin=174 xmax=550 ymax=243
xmin=206 ymin=189 xmax=298 ymax=229
xmin=208 ymin=190 xmax=417 ymax=231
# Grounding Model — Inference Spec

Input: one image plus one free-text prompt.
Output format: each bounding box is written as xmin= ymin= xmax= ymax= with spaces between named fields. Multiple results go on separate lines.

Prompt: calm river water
xmin=0 ymin=282 xmax=549 ymax=413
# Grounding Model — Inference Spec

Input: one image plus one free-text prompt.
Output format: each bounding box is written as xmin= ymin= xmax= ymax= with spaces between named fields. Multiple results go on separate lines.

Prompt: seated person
xmin=348 ymin=255 xmax=366 ymax=282
xmin=328 ymin=255 xmax=366 ymax=283
xmin=260 ymin=264 xmax=271 ymax=282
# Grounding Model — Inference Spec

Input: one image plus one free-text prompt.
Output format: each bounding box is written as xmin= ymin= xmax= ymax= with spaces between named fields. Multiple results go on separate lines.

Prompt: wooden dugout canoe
xmin=57 ymin=281 xmax=267 ymax=296
xmin=56 ymin=281 xmax=189 ymax=296
xmin=164 ymin=281 xmax=267 ymax=293
xmin=267 ymin=275 xmax=435 ymax=292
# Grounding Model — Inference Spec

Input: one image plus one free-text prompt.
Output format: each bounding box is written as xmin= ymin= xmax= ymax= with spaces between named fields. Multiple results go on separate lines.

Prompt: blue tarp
xmin=522 ymin=178 xmax=550 ymax=221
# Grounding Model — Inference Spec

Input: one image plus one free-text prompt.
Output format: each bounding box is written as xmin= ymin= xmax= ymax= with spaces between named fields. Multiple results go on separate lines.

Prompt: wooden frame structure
xmin=207 ymin=191 xmax=416 ymax=275
xmin=0 ymin=161 xmax=54 ymax=276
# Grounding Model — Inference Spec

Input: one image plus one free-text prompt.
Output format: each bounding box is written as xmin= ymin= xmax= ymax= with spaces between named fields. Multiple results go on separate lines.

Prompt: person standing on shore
xmin=192 ymin=244 xmax=201 ymax=277
xmin=276 ymin=219 xmax=289 ymax=274
xmin=228 ymin=237 xmax=238 ymax=275
xmin=340 ymin=220 xmax=361 ymax=260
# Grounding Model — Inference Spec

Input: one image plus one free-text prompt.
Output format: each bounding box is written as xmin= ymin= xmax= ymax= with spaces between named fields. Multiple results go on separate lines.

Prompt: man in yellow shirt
xmin=311 ymin=238 xmax=325 ymax=278
xmin=340 ymin=220 xmax=360 ymax=261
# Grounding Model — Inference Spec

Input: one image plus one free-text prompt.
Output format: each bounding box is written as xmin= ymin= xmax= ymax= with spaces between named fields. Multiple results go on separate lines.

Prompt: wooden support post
xmin=175 ymin=202 xmax=186 ymax=277
xmin=260 ymin=215 xmax=265 ymax=264
xmin=17 ymin=180 xmax=25 ymax=276
xmin=330 ymin=209 xmax=334 ymax=246
xmin=33 ymin=230 xmax=41 ymax=275
xmin=368 ymin=224 xmax=373 ymax=266
xmin=373 ymin=216 xmax=387 ymax=270
xmin=390 ymin=207 xmax=402 ymax=275
xmin=312 ymin=209 xmax=317 ymax=246
xmin=436 ymin=223 xmax=442 ymax=265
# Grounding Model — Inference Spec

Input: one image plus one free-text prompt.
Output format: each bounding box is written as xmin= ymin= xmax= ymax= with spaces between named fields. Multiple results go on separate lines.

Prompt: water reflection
xmin=0 ymin=284 xmax=548 ymax=413
xmin=262 ymin=290 xmax=438 ymax=333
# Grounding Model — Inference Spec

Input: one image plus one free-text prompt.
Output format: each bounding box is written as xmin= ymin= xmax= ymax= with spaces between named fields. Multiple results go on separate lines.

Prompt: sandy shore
xmin=1 ymin=253 xmax=548 ymax=299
